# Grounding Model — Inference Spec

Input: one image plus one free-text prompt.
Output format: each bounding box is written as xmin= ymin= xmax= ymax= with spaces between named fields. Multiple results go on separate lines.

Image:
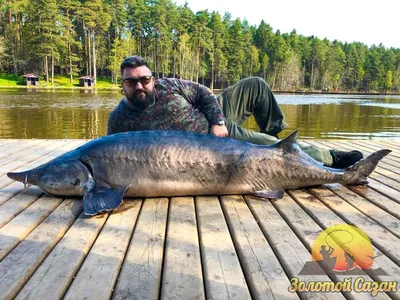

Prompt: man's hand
xmin=210 ymin=125 xmax=228 ymax=137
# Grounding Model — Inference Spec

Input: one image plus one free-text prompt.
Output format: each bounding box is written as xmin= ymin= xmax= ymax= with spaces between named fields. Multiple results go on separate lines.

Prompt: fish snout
xmin=7 ymin=170 xmax=39 ymax=185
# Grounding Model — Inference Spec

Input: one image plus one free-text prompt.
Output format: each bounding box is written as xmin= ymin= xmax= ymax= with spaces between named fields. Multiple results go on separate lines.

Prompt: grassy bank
xmin=0 ymin=73 xmax=120 ymax=89
xmin=1 ymin=73 xmax=399 ymax=95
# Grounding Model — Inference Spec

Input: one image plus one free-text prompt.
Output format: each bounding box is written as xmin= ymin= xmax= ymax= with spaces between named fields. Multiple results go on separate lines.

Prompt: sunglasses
xmin=122 ymin=75 xmax=152 ymax=87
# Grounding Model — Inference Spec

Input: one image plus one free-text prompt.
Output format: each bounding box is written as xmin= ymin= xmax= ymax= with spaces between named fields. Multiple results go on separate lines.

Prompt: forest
xmin=1 ymin=0 xmax=400 ymax=92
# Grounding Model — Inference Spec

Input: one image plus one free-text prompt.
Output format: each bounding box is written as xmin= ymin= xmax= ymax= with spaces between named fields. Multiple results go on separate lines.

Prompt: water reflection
xmin=0 ymin=89 xmax=399 ymax=139
xmin=246 ymin=94 xmax=400 ymax=140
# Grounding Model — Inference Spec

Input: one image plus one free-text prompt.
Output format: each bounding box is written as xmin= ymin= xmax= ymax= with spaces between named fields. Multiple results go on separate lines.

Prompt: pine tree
xmin=208 ymin=11 xmax=227 ymax=89
xmin=26 ymin=0 xmax=64 ymax=85
xmin=190 ymin=10 xmax=212 ymax=82
xmin=108 ymin=0 xmax=128 ymax=83
xmin=59 ymin=0 xmax=82 ymax=83
xmin=172 ymin=3 xmax=194 ymax=78
xmin=79 ymin=0 xmax=111 ymax=83
xmin=225 ymin=18 xmax=245 ymax=84
xmin=2 ymin=0 xmax=28 ymax=75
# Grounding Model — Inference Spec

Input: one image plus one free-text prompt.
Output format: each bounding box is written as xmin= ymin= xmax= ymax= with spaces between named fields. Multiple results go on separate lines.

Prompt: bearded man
xmin=107 ymin=55 xmax=362 ymax=168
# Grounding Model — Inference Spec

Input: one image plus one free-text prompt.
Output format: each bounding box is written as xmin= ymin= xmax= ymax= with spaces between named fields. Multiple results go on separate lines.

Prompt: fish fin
xmin=83 ymin=184 xmax=130 ymax=216
xmin=251 ymin=189 xmax=284 ymax=199
xmin=273 ymin=129 xmax=325 ymax=166
xmin=342 ymin=149 xmax=391 ymax=185
xmin=273 ymin=129 xmax=302 ymax=155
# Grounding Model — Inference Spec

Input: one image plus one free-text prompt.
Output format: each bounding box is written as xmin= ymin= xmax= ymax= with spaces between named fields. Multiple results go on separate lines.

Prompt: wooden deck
xmin=0 ymin=139 xmax=399 ymax=300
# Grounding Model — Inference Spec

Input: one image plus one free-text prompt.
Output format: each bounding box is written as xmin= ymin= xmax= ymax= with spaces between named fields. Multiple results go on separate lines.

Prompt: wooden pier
xmin=0 ymin=139 xmax=399 ymax=299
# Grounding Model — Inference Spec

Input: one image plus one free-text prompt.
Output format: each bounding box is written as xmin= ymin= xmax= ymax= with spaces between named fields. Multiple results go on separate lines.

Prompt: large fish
xmin=7 ymin=130 xmax=390 ymax=216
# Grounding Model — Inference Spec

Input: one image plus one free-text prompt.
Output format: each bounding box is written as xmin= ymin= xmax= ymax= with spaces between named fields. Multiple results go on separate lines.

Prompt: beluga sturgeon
xmin=7 ymin=130 xmax=390 ymax=216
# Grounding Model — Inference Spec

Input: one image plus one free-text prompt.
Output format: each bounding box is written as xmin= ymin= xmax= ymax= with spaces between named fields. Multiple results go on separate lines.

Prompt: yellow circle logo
xmin=311 ymin=224 xmax=374 ymax=271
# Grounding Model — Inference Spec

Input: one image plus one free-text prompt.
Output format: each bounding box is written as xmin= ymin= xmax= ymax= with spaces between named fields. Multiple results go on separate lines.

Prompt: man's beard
xmin=126 ymin=89 xmax=155 ymax=109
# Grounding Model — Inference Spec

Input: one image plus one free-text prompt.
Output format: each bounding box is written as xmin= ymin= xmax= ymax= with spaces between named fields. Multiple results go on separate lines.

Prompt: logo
xmin=288 ymin=224 xmax=397 ymax=296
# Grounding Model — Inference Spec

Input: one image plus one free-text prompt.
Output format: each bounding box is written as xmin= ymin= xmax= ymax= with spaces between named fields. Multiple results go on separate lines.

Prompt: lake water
xmin=0 ymin=89 xmax=399 ymax=140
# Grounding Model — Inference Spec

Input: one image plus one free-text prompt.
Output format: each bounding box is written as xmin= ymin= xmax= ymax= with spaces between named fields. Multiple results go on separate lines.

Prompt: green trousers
xmin=216 ymin=77 xmax=333 ymax=166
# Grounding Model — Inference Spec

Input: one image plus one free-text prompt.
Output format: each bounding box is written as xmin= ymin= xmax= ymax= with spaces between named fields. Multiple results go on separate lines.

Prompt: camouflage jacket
xmin=107 ymin=78 xmax=224 ymax=135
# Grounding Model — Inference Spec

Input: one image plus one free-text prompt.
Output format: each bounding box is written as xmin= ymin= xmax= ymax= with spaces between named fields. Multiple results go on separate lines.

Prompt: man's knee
xmin=240 ymin=77 xmax=271 ymax=93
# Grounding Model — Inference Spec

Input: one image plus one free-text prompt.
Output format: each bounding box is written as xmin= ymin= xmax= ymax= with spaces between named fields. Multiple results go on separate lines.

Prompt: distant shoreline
xmin=0 ymin=85 xmax=399 ymax=96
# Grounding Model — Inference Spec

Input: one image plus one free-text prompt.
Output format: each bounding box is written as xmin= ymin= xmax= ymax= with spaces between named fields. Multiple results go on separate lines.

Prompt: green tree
xmin=2 ymin=0 xmax=28 ymax=74
xmin=225 ymin=18 xmax=245 ymax=84
xmin=269 ymin=32 xmax=290 ymax=89
xmin=190 ymin=10 xmax=212 ymax=82
xmin=260 ymin=53 xmax=269 ymax=81
xmin=0 ymin=36 xmax=6 ymax=69
xmin=343 ymin=43 xmax=366 ymax=90
xmin=109 ymin=34 xmax=135 ymax=84
xmin=126 ymin=0 xmax=149 ymax=56
xmin=254 ymin=20 xmax=274 ymax=80
xmin=172 ymin=3 xmax=194 ymax=78
xmin=363 ymin=45 xmax=385 ymax=91
xmin=385 ymin=70 xmax=393 ymax=92
xmin=250 ymin=45 xmax=261 ymax=76
xmin=59 ymin=0 xmax=82 ymax=83
xmin=241 ymin=20 xmax=255 ymax=78
xmin=108 ymin=0 xmax=126 ymax=83
xmin=79 ymin=0 xmax=111 ymax=83
xmin=323 ymin=42 xmax=345 ymax=90
xmin=25 ymin=0 xmax=64 ymax=85
xmin=208 ymin=11 xmax=227 ymax=89
xmin=151 ymin=0 xmax=174 ymax=77
xmin=308 ymin=37 xmax=327 ymax=89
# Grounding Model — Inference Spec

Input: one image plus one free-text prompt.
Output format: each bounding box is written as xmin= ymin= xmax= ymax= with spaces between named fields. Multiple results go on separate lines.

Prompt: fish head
xmin=7 ymin=159 xmax=93 ymax=195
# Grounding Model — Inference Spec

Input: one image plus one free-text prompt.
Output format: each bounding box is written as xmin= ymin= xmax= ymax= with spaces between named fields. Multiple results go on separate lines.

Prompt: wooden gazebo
xmin=22 ymin=74 xmax=40 ymax=86
xmin=79 ymin=76 xmax=95 ymax=87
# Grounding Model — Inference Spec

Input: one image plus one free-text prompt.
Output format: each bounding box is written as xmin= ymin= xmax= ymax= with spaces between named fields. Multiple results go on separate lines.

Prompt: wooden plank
xmin=367 ymin=178 xmax=400 ymax=204
xmin=0 ymin=140 xmax=86 ymax=190
xmin=1 ymin=139 xmax=86 ymax=175
xmin=0 ymin=186 xmax=44 ymax=228
xmin=310 ymin=140 xmax=400 ymax=186
xmin=0 ymin=195 xmax=64 ymax=260
xmin=0 ymin=140 xmax=86 ymax=199
xmin=352 ymin=140 xmax=400 ymax=172
xmin=380 ymin=140 xmax=400 ymax=151
xmin=196 ymin=196 xmax=251 ymax=300
xmin=220 ymin=195 xmax=298 ymax=300
xmin=307 ymin=140 xmax=400 ymax=197
xmin=0 ymin=139 xmax=46 ymax=161
xmin=113 ymin=198 xmax=168 ymax=300
xmin=287 ymin=189 xmax=400 ymax=287
xmin=245 ymin=195 xmax=350 ymax=300
xmin=0 ymin=182 xmax=42 ymax=206
xmin=371 ymin=171 xmax=400 ymax=191
xmin=15 ymin=211 xmax=109 ymax=300
xmin=309 ymin=186 xmax=400 ymax=264
xmin=348 ymin=184 xmax=400 ymax=219
xmin=0 ymin=199 xmax=82 ymax=300
xmin=326 ymin=183 xmax=400 ymax=238
xmin=161 ymin=197 xmax=204 ymax=300
xmin=0 ymin=140 xmax=69 ymax=176
xmin=353 ymin=140 xmax=400 ymax=160
xmin=259 ymin=194 xmax=392 ymax=300
xmin=63 ymin=200 xmax=142 ymax=300
xmin=0 ymin=139 xmax=50 ymax=166
xmin=0 ymin=139 xmax=26 ymax=149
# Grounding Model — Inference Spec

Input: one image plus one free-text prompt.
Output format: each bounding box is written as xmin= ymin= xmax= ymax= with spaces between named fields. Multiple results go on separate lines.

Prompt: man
xmin=108 ymin=55 xmax=362 ymax=168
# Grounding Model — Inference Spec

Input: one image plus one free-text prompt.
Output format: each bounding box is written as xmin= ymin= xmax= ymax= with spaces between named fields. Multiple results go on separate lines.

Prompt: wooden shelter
xmin=22 ymin=74 xmax=40 ymax=86
xmin=79 ymin=76 xmax=95 ymax=87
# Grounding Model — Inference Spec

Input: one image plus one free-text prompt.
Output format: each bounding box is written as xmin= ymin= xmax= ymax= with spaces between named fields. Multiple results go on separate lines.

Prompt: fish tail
xmin=341 ymin=149 xmax=391 ymax=185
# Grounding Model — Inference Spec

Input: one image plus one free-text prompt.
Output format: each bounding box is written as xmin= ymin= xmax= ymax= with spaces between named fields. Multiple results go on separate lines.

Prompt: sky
xmin=173 ymin=0 xmax=400 ymax=49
